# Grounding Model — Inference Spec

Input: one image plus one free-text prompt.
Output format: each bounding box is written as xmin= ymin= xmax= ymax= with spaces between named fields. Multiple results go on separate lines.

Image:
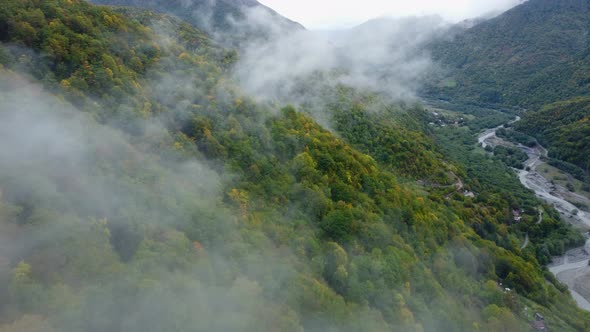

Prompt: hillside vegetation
xmin=517 ymin=97 xmax=590 ymax=173
xmin=426 ymin=0 xmax=590 ymax=109
xmin=0 ymin=0 xmax=588 ymax=331
xmin=89 ymin=0 xmax=304 ymax=46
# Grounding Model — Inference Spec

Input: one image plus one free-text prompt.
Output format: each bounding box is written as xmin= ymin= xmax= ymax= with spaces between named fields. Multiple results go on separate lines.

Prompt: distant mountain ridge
xmin=425 ymin=0 xmax=590 ymax=108
xmin=89 ymin=0 xmax=304 ymax=46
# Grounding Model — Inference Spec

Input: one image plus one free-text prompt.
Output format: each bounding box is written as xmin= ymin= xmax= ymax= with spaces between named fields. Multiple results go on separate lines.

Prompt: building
xmin=531 ymin=313 xmax=547 ymax=331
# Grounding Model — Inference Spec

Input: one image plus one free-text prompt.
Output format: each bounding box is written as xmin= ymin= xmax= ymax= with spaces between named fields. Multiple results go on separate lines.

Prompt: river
xmin=478 ymin=117 xmax=590 ymax=311
xmin=477 ymin=116 xmax=521 ymax=149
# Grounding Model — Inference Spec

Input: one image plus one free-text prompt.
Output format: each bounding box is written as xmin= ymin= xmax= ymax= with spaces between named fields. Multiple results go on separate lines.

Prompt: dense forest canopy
xmin=0 ymin=0 xmax=588 ymax=331
xmin=426 ymin=0 xmax=590 ymax=109
xmin=517 ymin=97 xmax=590 ymax=173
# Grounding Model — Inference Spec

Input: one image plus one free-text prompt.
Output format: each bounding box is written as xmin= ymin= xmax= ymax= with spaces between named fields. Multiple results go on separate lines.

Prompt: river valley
xmin=478 ymin=117 xmax=590 ymax=311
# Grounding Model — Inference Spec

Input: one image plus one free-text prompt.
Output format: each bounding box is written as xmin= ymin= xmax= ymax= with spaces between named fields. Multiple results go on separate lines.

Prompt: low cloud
xmin=232 ymin=13 xmax=449 ymax=109
xmin=0 ymin=67 xmax=305 ymax=332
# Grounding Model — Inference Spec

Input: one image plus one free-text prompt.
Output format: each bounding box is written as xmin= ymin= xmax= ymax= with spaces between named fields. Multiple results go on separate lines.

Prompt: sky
xmin=257 ymin=0 xmax=524 ymax=29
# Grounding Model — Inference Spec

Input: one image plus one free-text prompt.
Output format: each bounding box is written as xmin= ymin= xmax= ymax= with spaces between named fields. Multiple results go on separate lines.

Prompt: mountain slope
xmin=0 ymin=0 xmax=589 ymax=331
xmin=426 ymin=0 xmax=590 ymax=108
xmin=517 ymin=96 xmax=590 ymax=172
xmin=89 ymin=0 xmax=304 ymax=46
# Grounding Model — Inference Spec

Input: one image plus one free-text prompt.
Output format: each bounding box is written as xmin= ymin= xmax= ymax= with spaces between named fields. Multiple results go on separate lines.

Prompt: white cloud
xmin=232 ymin=11 xmax=446 ymax=114
xmin=259 ymin=0 xmax=523 ymax=29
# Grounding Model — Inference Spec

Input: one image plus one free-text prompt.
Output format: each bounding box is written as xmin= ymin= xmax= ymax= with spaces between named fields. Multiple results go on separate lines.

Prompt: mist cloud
xmin=232 ymin=12 xmax=449 ymax=110
xmin=0 ymin=68 xmax=308 ymax=332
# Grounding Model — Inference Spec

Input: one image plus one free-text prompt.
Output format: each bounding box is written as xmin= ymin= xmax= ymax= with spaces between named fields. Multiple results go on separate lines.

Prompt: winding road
xmin=520 ymin=233 xmax=529 ymax=250
xmin=521 ymin=210 xmax=544 ymax=250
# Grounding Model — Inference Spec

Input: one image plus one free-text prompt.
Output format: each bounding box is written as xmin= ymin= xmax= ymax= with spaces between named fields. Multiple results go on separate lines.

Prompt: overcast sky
xmin=258 ymin=0 xmax=524 ymax=29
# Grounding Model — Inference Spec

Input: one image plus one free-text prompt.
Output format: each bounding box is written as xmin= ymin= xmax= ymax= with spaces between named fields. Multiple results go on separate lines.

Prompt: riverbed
xmin=478 ymin=118 xmax=590 ymax=311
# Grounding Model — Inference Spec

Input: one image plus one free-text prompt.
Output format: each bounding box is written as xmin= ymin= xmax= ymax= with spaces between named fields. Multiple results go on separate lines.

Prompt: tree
xmin=9 ymin=262 xmax=44 ymax=313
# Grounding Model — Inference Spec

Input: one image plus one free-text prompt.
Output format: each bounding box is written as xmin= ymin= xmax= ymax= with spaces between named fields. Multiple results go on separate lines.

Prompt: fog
xmin=0 ymin=67 xmax=309 ymax=331
xmin=231 ymin=8 xmax=450 ymax=125
xmin=0 ymin=0 xmax=532 ymax=330
xmin=0 ymin=66 xmax=398 ymax=332
xmin=89 ymin=0 xmax=456 ymax=109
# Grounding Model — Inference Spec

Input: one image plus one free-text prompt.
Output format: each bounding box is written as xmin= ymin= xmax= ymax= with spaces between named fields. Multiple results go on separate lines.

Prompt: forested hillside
xmin=0 ymin=0 xmax=589 ymax=331
xmin=426 ymin=0 xmax=590 ymax=108
xmin=89 ymin=0 xmax=304 ymax=46
xmin=517 ymin=97 xmax=590 ymax=173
